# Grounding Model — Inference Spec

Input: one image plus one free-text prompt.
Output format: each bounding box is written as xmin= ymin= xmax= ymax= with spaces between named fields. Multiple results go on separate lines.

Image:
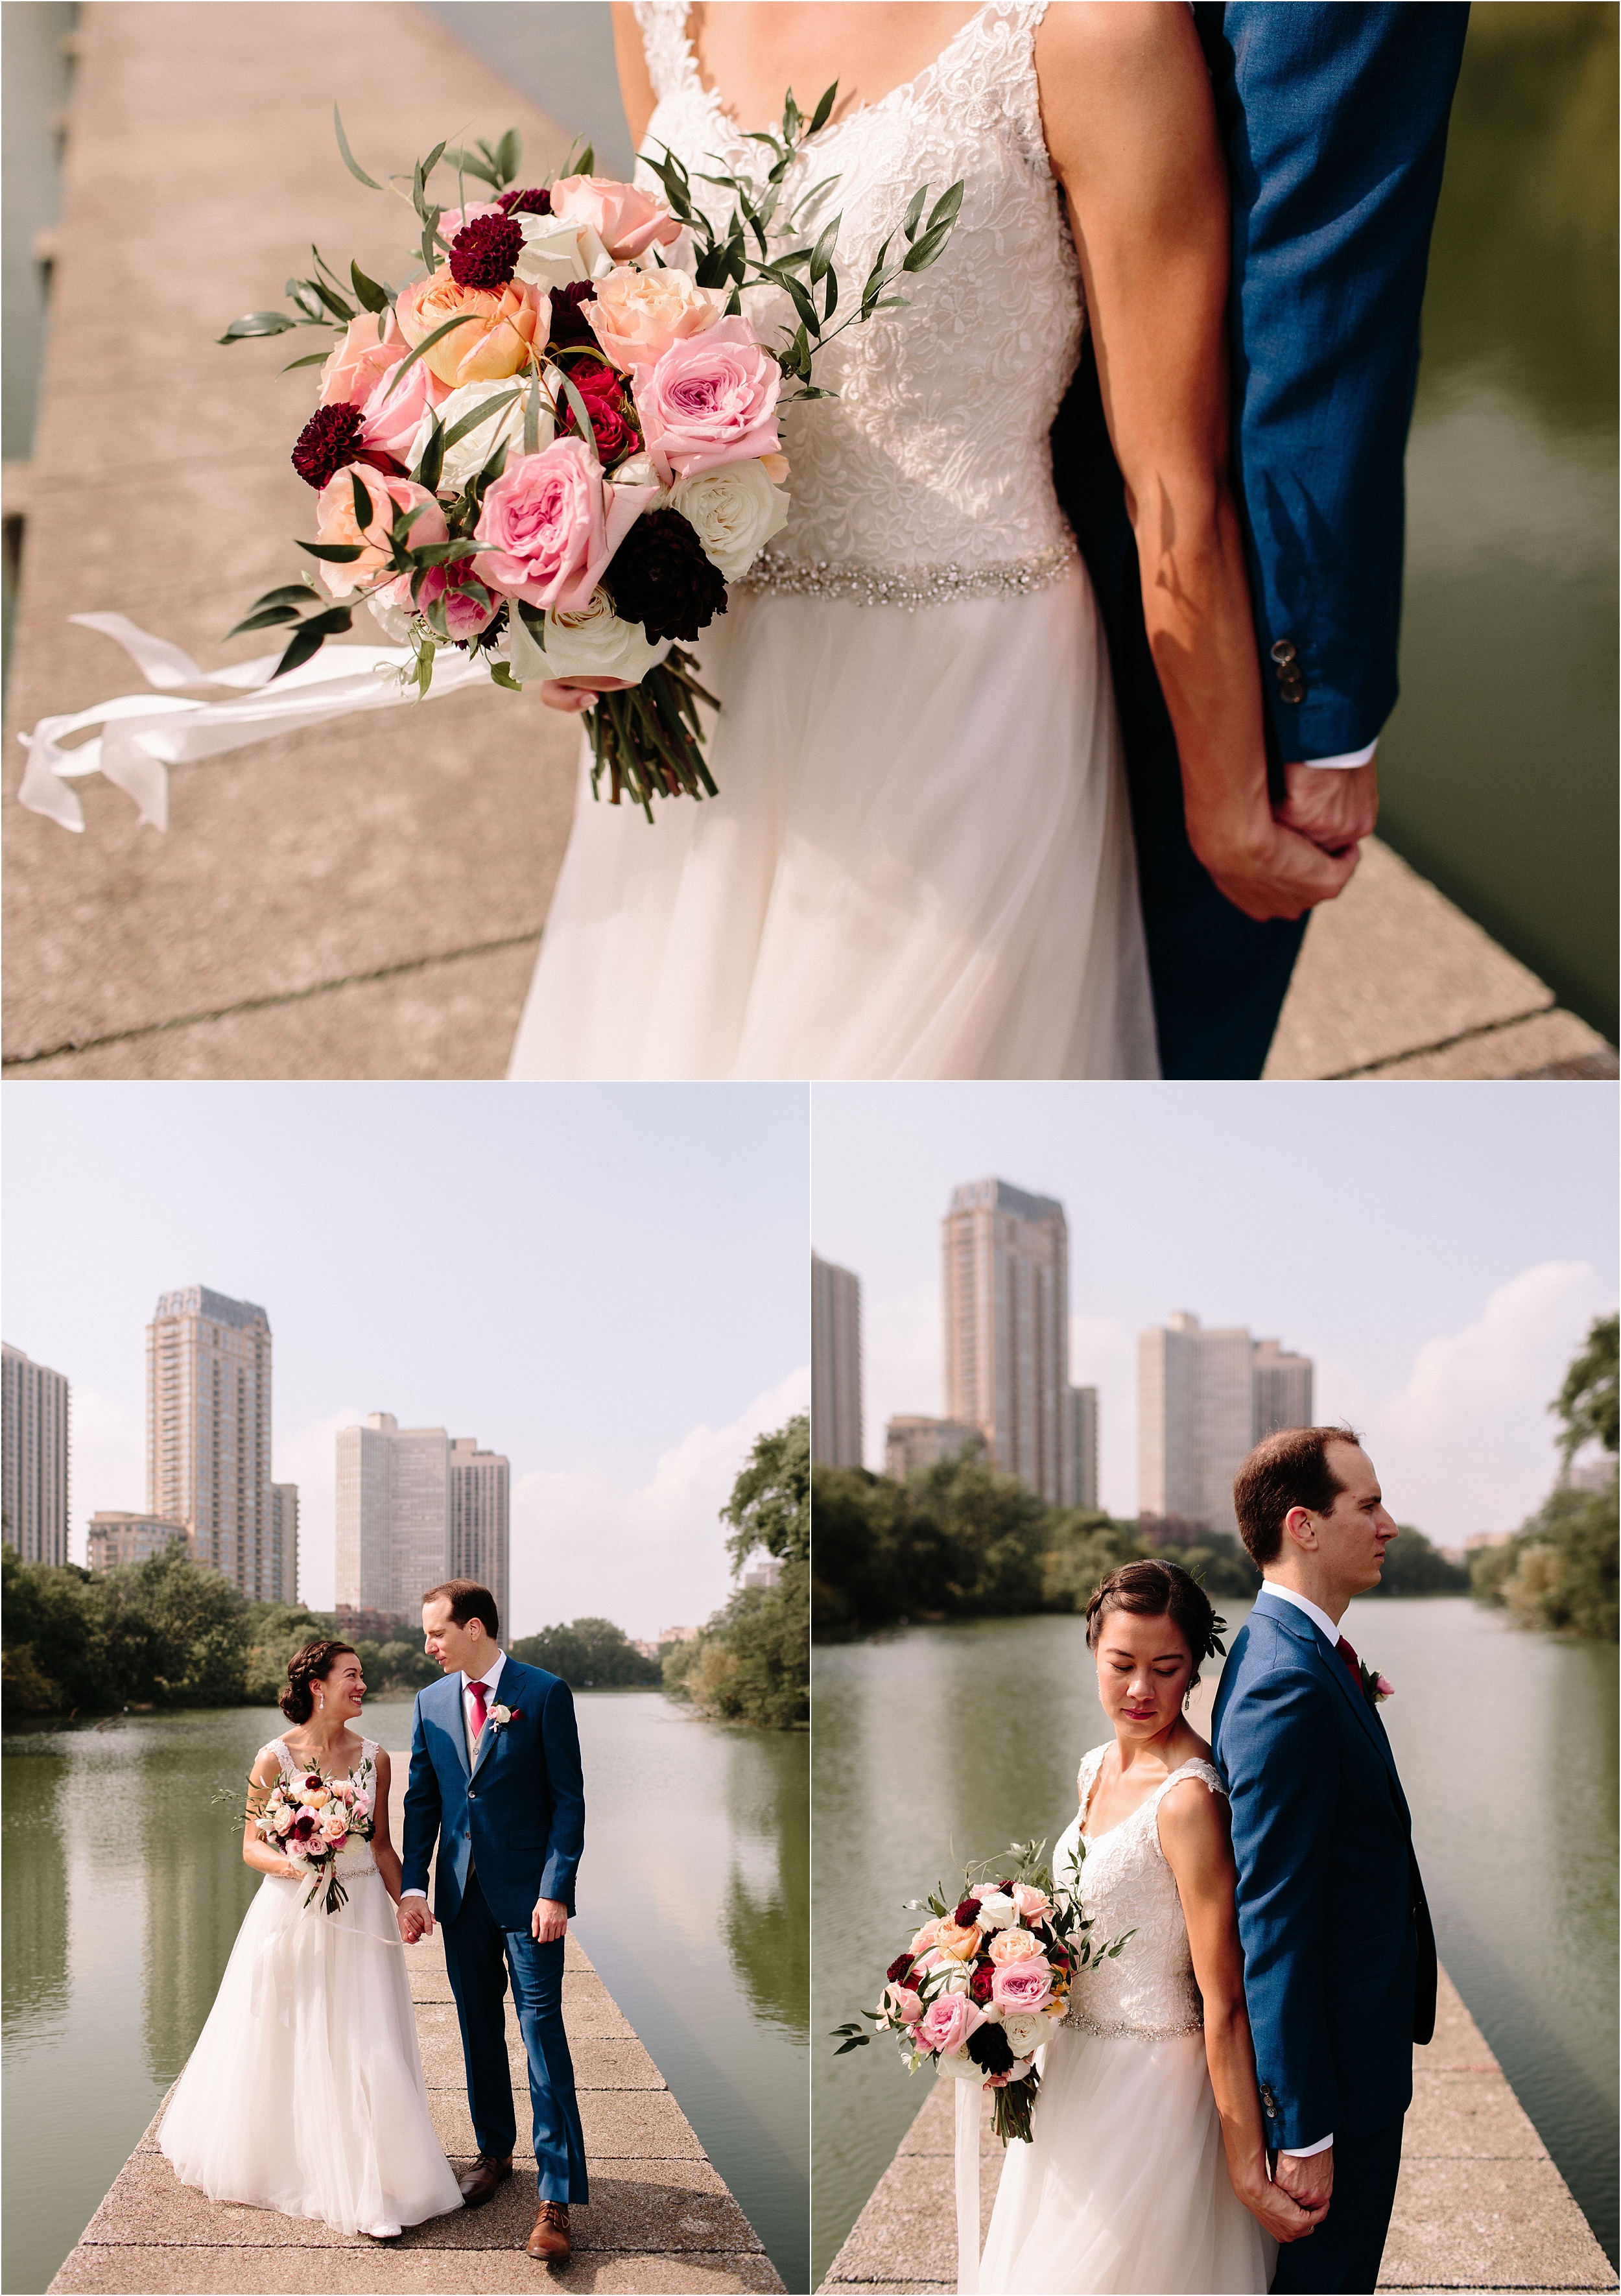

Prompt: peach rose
xmin=314 ymin=466 xmax=448 ymax=598
xmin=318 ymin=311 xmax=406 ymax=408
xmin=1013 ymin=1884 xmax=1053 ymax=1924
xmin=909 ymin=1920 xmax=943 ymax=1955
xmin=550 ymin=174 xmax=681 ymax=261
xmin=586 ymin=265 xmax=728 ymax=373
xmin=932 ymin=1922 xmax=980 ymax=1963
xmin=396 ymin=266 xmax=549 ymax=389
xmin=320 ymin=1814 xmax=348 ymax=1843
xmin=988 ymin=1927 xmax=1044 ymax=1965
xmin=473 ymin=435 xmax=648 ymax=613
xmin=633 ymin=318 xmax=782 ymax=483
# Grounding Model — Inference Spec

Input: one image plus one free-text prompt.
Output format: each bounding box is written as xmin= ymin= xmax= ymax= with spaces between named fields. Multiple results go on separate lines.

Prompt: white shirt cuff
xmin=400 ymin=1888 xmax=427 ymax=1900
xmin=1281 ymin=2133 xmax=1334 ymax=2157
xmin=1296 ymin=740 xmax=1377 ymax=771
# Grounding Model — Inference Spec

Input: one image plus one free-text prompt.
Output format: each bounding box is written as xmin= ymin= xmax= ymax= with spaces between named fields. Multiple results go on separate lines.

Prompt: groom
xmin=1054 ymin=5 xmax=1470 ymax=1078
xmin=399 ymin=1579 xmax=587 ymax=2263
xmin=1213 ymin=1428 xmax=1437 ymax=2294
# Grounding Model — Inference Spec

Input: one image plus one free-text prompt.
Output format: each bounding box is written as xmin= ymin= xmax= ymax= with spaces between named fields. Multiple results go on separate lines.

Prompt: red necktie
xmin=467 ymin=1679 xmax=490 ymax=1742
xmin=1334 ymin=1636 xmax=1363 ymax=1693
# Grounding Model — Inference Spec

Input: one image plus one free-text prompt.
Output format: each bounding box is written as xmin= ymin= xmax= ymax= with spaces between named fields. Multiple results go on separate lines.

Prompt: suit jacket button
xmin=1270 ymin=639 xmax=1297 ymax=665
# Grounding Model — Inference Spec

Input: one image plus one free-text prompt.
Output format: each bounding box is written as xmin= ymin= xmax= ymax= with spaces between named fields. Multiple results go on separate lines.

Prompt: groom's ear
xmin=1281 ymin=1503 xmax=1319 ymax=1552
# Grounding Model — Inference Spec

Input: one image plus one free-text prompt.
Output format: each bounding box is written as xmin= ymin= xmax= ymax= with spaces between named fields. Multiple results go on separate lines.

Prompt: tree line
xmin=661 ymin=1414 xmax=809 ymax=1729
xmin=1471 ymin=1314 xmax=1618 ymax=1641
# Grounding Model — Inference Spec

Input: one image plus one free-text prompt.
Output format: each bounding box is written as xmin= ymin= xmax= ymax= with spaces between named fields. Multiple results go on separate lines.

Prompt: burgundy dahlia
xmin=606 ymin=508 xmax=728 ymax=644
xmin=886 ymin=1952 xmax=918 ymax=1988
xmin=967 ymin=2020 xmax=1015 ymax=2076
xmin=497 ymin=185 xmax=552 ymax=217
xmin=547 ymin=278 xmax=599 ymax=352
xmin=952 ymin=1898 xmax=980 ymax=1929
xmin=449 ymin=210 xmax=524 ymax=290
xmin=290 ymin=403 xmax=398 ymax=491
xmin=968 ymin=1963 xmax=997 ymax=2006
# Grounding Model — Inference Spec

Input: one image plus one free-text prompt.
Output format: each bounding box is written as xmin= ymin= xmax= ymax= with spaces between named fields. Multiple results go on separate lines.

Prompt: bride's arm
xmin=611 ymin=3 xmax=659 ymax=150
xmin=241 ymin=1750 xmax=302 ymax=1882
xmin=1036 ymin=4 xmax=1356 ymax=925
xmin=1158 ymin=1782 xmax=1327 ymax=2246
xmin=370 ymin=1749 xmax=405 ymax=1903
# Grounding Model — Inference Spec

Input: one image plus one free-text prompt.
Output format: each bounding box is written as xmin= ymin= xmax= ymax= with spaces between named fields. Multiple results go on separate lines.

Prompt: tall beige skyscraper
xmin=147 ymin=1288 xmax=274 ymax=1596
xmin=1139 ymin=1314 xmax=1316 ymax=1533
xmin=270 ymin=1483 xmax=300 ymax=1607
xmin=811 ymin=1253 xmax=864 ymax=1469
xmin=337 ymin=1415 xmax=509 ymax=1633
xmin=1067 ymin=1385 xmax=1100 ymax=1512
xmin=2 ymin=1343 xmax=70 ymax=1566
xmin=943 ymin=1178 xmax=1079 ymax=1506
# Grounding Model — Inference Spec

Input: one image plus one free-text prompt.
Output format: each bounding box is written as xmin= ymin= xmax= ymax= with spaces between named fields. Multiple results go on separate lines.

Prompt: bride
xmin=978 ymin=1561 xmax=1321 ymax=2293
xmin=158 ymin=1640 xmax=464 ymax=2241
xmin=507 ymin=1 xmax=1353 ymax=1081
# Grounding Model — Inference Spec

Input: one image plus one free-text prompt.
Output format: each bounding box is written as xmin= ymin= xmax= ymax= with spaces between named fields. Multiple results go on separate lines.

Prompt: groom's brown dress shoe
xmin=527 ymin=2202 xmax=572 ymax=2260
xmin=458 ymin=2152 xmax=513 ymax=2207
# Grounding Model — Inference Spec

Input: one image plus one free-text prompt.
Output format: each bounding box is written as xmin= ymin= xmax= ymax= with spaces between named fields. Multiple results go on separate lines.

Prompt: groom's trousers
xmin=1269 ymin=2121 xmax=1404 ymax=2296
xmin=442 ymin=1869 xmax=589 ymax=2204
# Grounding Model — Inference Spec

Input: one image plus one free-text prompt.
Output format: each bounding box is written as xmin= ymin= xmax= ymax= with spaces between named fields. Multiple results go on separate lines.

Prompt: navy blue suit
xmin=402 ymin=1660 xmax=588 ymax=2201
xmin=1212 ymin=1592 xmax=1437 ymax=2291
xmin=1053 ymin=5 xmax=1469 ymax=1077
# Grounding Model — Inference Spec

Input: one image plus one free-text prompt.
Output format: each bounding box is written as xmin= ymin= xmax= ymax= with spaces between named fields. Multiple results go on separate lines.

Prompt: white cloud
xmin=1069 ymin=1314 xmax=1136 ymax=1517
xmin=510 ymin=1366 xmax=809 ymax=1642
xmin=274 ymin=1406 xmax=366 ymax=1613
xmin=861 ymin=1283 xmax=941 ymax=1471
xmin=66 ymin=1388 xmax=144 ymax=1564
xmin=1362 ymin=1262 xmax=1615 ymax=1542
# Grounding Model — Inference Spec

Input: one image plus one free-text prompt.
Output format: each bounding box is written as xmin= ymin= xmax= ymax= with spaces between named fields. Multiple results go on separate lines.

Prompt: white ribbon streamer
xmin=955 ymin=2076 xmax=981 ymax=2294
xmin=16 ymin=611 xmax=496 ymax=833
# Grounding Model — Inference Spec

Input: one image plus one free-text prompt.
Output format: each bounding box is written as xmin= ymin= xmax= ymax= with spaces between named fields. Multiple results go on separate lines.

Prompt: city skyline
xmin=3 ymin=1083 xmax=809 ymax=1641
xmin=810 ymin=1083 xmax=1618 ymax=1543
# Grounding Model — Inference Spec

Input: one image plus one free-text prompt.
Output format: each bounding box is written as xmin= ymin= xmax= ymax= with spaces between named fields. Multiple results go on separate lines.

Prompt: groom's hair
xmin=423 ymin=1579 xmax=500 ymax=1640
xmin=1233 ymin=1426 xmax=1363 ymax=1565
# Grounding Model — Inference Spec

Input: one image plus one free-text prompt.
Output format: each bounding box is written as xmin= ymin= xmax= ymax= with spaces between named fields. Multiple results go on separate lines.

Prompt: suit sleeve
xmin=1221 ymin=1661 xmax=1342 ymax=2150
xmin=400 ymin=1692 xmax=442 ymax=1900
xmin=538 ymin=1675 xmax=586 ymax=1909
xmin=1196 ymin=3 xmax=1469 ymax=759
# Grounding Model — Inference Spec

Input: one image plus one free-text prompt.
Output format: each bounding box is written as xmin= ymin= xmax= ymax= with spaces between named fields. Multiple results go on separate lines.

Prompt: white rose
xmin=936 ymin=2046 xmax=984 ymax=2081
xmin=368 ymin=594 xmax=416 ymax=645
xmin=611 ymin=451 xmax=666 ymax=499
xmin=514 ymin=211 xmax=613 ymax=291
xmin=974 ymin=1891 xmax=1018 ymax=1931
xmin=999 ymin=2011 xmax=1048 ymax=2059
xmin=408 ymin=376 xmax=552 ymax=494
xmin=667 ymin=462 xmax=790 ymax=580
xmin=503 ymin=586 xmax=670 ymax=686
xmin=929 ymin=1959 xmax=972 ymax=1998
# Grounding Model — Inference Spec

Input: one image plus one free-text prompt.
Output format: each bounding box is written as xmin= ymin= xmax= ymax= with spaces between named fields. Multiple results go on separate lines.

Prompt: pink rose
xmin=1012 ymin=1884 xmax=1053 ymax=1924
xmin=314 ymin=466 xmax=448 ymax=598
xmin=473 ymin=435 xmax=648 ymax=612
xmin=390 ymin=562 xmax=499 ymax=641
xmin=550 ymin=174 xmax=681 ymax=262
xmin=318 ymin=311 xmax=406 ymax=408
xmin=320 ymin=1814 xmax=348 ymax=1843
xmin=634 ymin=319 xmax=783 ymax=483
xmin=358 ymin=353 xmax=451 ymax=466
xmin=886 ymin=1985 xmax=924 ymax=2026
xmin=988 ymin=1927 xmax=1044 ymax=1966
xmin=991 ymin=1960 xmax=1054 ymax=2014
xmin=917 ymin=1993 xmax=984 ymax=2057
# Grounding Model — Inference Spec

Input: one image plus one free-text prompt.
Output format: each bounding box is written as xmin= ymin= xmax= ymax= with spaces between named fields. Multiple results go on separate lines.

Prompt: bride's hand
xmin=1184 ymin=798 xmax=1360 ymax=924
xmin=541 ymin=675 xmax=634 ymax=715
xmin=1236 ymin=2171 xmax=1330 ymax=2245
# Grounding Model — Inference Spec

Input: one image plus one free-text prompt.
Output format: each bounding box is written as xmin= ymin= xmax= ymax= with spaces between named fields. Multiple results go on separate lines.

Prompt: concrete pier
xmin=3 ymin=3 xmax=1614 ymax=1083
xmin=47 ymin=1778 xmax=783 ymax=2295
xmin=817 ymin=1966 xmax=1616 ymax=2295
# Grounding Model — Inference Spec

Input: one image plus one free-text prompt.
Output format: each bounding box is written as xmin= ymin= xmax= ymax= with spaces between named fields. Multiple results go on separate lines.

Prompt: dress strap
xmin=1076 ymin=1744 xmax=1107 ymax=1827
xmin=633 ymin=2 xmax=700 ymax=109
xmin=1144 ymin=1758 xmax=1225 ymax=1858
xmin=934 ymin=1 xmax=1055 ymax=185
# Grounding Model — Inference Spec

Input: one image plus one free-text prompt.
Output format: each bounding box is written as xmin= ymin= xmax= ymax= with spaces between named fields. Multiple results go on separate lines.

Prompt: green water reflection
xmin=1 ymin=1693 xmax=808 ymax=2296
xmin=1382 ymin=3 xmax=1618 ymax=1037
xmin=811 ymin=1600 xmax=1618 ymax=2285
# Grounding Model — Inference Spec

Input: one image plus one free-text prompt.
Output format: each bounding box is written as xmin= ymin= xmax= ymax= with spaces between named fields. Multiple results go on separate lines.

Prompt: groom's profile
xmin=1213 ymin=1428 xmax=1437 ymax=2295
xmin=398 ymin=1580 xmax=587 ymax=2262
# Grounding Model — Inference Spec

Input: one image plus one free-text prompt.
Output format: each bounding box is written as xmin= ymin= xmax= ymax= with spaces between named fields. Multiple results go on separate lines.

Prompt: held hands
xmin=1274 ymin=2144 xmax=1334 ymax=2212
xmin=396 ymin=1899 xmax=434 ymax=1945
xmin=1278 ymin=757 xmax=1380 ymax=855
xmin=1185 ymin=792 xmax=1360 ymax=923
xmin=1240 ymin=2166 xmax=1331 ymax=2245
xmin=540 ymin=674 xmax=633 ymax=715
xmin=532 ymin=1896 xmax=569 ymax=1944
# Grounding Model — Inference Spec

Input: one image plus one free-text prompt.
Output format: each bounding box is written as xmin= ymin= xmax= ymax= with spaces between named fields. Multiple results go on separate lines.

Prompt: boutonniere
xmin=1358 ymin=1661 xmax=1394 ymax=1708
xmin=486 ymin=1702 xmax=519 ymax=1732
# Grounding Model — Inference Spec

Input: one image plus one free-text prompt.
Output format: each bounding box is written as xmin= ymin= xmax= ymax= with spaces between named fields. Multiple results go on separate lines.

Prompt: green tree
xmin=510 ymin=1618 xmax=661 ymax=1687
xmin=1472 ymin=1320 xmax=1620 ymax=1640
xmin=664 ymin=1415 xmax=809 ymax=1728
xmin=1362 ymin=1526 xmax=1472 ymax=1597
xmin=722 ymin=1412 xmax=810 ymax=1568
xmin=1552 ymin=1312 xmax=1618 ymax=1465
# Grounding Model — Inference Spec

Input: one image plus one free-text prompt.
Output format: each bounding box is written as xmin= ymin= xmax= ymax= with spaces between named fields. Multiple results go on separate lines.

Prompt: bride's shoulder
xmin=1075 ymin=1740 xmax=1111 ymax=1791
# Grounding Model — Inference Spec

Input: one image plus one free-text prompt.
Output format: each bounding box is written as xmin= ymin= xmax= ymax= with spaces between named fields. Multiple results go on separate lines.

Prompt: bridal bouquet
xmin=253 ymin=1757 xmax=376 ymax=1915
xmin=220 ymin=102 xmax=962 ymax=816
xmin=831 ymin=1839 xmax=1132 ymax=2144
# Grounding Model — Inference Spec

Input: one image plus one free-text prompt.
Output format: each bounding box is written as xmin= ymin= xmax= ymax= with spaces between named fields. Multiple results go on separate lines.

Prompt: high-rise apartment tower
xmin=811 ymin=1253 xmax=864 ymax=1469
xmin=2 ymin=1343 xmax=70 ymax=1565
xmin=336 ymin=1414 xmax=510 ymax=1635
xmin=1139 ymin=1314 xmax=1316 ymax=1533
xmin=147 ymin=1288 xmax=274 ymax=1596
xmin=270 ymin=1483 xmax=300 ymax=1607
xmin=450 ymin=1438 xmax=510 ymax=1635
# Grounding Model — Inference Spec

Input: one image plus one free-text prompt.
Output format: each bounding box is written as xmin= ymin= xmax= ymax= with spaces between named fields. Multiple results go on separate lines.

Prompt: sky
xmin=810 ymin=1082 xmax=1618 ymax=1543
xmin=3 ymin=1083 xmax=808 ymax=1640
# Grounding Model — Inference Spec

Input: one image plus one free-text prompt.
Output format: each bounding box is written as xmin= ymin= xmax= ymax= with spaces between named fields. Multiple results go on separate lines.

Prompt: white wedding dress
xmin=506 ymin=0 xmax=1157 ymax=1080
xmin=158 ymin=1736 xmax=463 ymax=2239
xmin=979 ymin=1748 xmax=1275 ymax=2295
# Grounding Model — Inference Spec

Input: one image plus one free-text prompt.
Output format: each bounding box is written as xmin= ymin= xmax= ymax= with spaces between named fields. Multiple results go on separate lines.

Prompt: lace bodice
xmin=633 ymin=1 xmax=1083 ymax=584
xmin=1056 ymin=1746 xmax=1223 ymax=2040
xmin=259 ymin=1734 xmax=379 ymax=1876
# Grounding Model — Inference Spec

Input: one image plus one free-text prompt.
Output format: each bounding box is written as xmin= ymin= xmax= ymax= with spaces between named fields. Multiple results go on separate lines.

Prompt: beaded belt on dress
xmin=1063 ymin=2005 xmax=1205 ymax=2040
xmin=732 ymin=537 xmax=1078 ymax=611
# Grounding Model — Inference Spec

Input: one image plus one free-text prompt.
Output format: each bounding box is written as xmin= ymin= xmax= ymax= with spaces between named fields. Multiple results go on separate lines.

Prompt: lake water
xmin=810 ymin=1598 xmax=1618 ymax=2285
xmin=1 ymin=1689 xmax=808 ymax=2296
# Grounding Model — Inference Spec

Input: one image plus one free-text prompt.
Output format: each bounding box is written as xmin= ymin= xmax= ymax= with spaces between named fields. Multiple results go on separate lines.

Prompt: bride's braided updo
xmin=279 ymin=1639 xmax=357 ymax=1725
xmin=1084 ymin=1560 xmax=1226 ymax=1685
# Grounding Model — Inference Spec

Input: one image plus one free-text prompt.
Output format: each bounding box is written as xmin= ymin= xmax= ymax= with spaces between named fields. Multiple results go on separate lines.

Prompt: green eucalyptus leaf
xmin=297 ymin=539 xmax=366 ymax=563
xmin=901 ymin=184 xmax=929 ymax=243
xmin=439 ymin=386 xmax=523 ymax=453
xmin=379 ymin=311 xmax=481 ymax=400
xmin=218 ymin=311 xmax=298 ymax=343
xmin=349 ymin=469 xmax=375 ymax=530
xmin=280 ymin=350 xmax=333 ymax=371
xmin=444 ymin=146 xmax=501 ymax=190
xmin=244 ymin=584 xmax=317 ymax=611
xmin=421 ymin=139 xmax=447 ymax=181
xmin=901 ymin=220 xmax=953 ymax=272
xmin=489 ymin=659 xmax=522 ymax=691
xmin=226 ymin=603 xmax=302 ymax=637
xmin=333 ymin=106 xmax=383 ymax=191
xmin=809 ymin=215 xmax=840 ymax=283
xmin=927 ymin=180 xmax=965 ymax=233
xmin=495 ymin=126 xmax=521 ymax=185
xmin=272 ymin=624 xmax=329 ymax=680
xmin=417 ymin=412 xmax=445 ymax=494
xmin=809 ymin=80 xmax=838 ymax=134
xmin=349 ymin=259 xmax=390 ymax=314
xmin=524 ymin=362 xmax=541 ymax=456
